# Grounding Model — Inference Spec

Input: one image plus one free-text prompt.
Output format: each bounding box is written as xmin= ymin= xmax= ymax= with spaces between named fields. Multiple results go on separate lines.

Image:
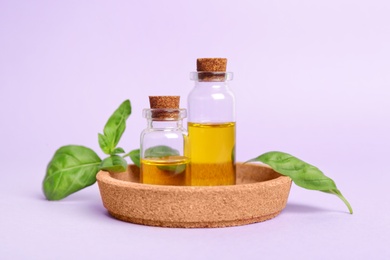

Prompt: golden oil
xmin=141 ymin=155 xmax=190 ymax=186
xmin=188 ymin=122 xmax=236 ymax=186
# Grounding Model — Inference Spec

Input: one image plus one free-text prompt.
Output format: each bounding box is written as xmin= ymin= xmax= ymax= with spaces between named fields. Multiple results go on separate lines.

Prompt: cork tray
xmin=96 ymin=163 xmax=292 ymax=228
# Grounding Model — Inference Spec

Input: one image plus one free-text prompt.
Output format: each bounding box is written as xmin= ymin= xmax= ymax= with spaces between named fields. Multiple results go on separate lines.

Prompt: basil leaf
xmin=99 ymin=100 xmax=131 ymax=154
xmin=144 ymin=145 xmax=185 ymax=173
xmin=160 ymin=164 xmax=186 ymax=174
xmin=124 ymin=149 xmax=140 ymax=167
xmin=43 ymin=145 xmax=101 ymax=201
xmin=144 ymin=145 xmax=180 ymax=158
xmin=98 ymin=133 xmax=111 ymax=154
xmin=247 ymin=151 xmax=353 ymax=214
xmin=111 ymin=147 xmax=125 ymax=154
xmin=99 ymin=155 xmax=128 ymax=173
xmin=231 ymin=145 xmax=235 ymax=163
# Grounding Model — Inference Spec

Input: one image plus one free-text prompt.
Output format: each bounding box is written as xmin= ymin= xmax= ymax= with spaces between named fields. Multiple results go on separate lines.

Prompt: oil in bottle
xmin=141 ymin=155 xmax=190 ymax=185
xmin=188 ymin=122 xmax=235 ymax=185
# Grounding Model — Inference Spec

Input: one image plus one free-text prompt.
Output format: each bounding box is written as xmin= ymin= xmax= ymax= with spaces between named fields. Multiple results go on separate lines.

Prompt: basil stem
xmin=246 ymin=151 xmax=353 ymax=214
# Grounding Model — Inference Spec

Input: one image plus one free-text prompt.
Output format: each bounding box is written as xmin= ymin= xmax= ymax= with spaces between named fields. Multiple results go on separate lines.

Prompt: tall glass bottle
xmin=187 ymin=58 xmax=236 ymax=186
xmin=140 ymin=96 xmax=190 ymax=186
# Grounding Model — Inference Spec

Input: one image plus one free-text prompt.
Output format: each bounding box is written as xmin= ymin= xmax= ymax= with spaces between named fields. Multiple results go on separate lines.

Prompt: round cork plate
xmin=96 ymin=163 xmax=292 ymax=228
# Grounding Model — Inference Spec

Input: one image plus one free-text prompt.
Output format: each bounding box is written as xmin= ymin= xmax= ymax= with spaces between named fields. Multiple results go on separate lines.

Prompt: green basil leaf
xmin=43 ymin=145 xmax=101 ymax=201
xmin=144 ymin=145 xmax=180 ymax=158
xmin=98 ymin=133 xmax=111 ymax=154
xmin=99 ymin=155 xmax=128 ymax=173
xmin=124 ymin=149 xmax=140 ymax=167
xmin=160 ymin=164 xmax=186 ymax=174
xmin=101 ymin=100 xmax=131 ymax=153
xmin=246 ymin=151 xmax=353 ymax=214
xmin=111 ymin=147 xmax=125 ymax=154
xmin=144 ymin=145 xmax=185 ymax=173
xmin=231 ymin=145 xmax=235 ymax=163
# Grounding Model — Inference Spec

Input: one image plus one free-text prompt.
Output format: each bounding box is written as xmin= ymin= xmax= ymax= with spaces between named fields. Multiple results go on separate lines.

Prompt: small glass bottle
xmin=140 ymin=96 xmax=190 ymax=186
xmin=187 ymin=58 xmax=236 ymax=186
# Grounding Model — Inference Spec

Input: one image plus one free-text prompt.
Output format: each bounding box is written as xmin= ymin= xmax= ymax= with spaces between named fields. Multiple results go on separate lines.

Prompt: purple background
xmin=1 ymin=0 xmax=389 ymax=259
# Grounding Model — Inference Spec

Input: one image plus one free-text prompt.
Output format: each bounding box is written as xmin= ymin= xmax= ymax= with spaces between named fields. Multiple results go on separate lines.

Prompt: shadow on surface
xmin=87 ymin=200 xmax=109 ymax=215
xmin=284 ymin=202 xmax=346 ymax=214
xmin=34 ymin=191 xmax=98 ymax=203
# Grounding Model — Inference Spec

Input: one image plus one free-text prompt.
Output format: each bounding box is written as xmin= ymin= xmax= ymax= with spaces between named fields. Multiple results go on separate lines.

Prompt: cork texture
xmin=196 ymin=58 xmax=227 ymax=82
xmin=148 ymin=96 xmax=180 ymax=120
xmin=197 ymin=58 xmax=227 ymax=72
xmin=97 ymin=163 xmax=292 ymax=228
xmin=149 ymin=96 xmax=180 ymax=109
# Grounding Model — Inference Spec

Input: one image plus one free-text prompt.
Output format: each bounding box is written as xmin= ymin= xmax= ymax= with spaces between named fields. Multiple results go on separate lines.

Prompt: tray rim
xmin=97 ymin=162 xmax=291 ymax=191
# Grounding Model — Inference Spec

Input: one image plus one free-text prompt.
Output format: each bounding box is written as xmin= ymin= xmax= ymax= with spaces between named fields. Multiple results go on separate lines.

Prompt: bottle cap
xmin=149 ymin=96 xmax=180 ymax=120
xmin=149 ymin=96 xmax=180 ymax=109
xmin=197 ymin=58 xmax=227 ymax=72
xmin=196 ymin=58 xmax=227 ymax=81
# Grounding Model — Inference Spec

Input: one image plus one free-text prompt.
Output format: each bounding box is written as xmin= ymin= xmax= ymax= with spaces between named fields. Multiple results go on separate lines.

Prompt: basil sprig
xmin=43 ymin=99 xmax=353 ymax=217
xmin=246 ymin=151 xmax=353 ymax=214
xmin=43 ymin=100 xmax=131 ymax=200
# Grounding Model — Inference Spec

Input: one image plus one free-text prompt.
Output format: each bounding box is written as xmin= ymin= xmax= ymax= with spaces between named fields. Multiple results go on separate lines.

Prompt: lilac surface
xmin=1 ymin=0 xmax=389 ymax=259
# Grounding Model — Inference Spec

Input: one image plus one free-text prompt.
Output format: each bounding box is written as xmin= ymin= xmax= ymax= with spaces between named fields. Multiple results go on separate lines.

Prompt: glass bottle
xmin=187 ymin=58 xmax=236 ymax=186
xmin=140 ymin=96 xmax=190 ymax=186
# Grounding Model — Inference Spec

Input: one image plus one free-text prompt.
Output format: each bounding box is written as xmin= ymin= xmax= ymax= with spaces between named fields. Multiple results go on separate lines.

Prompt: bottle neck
xmin=143 ymin=108 xmax=187 ymax=128
xmin=193 ymin=81 xmax=229 ymax=88
xmin=190 ymin=71 xmax=233 ymax=82
xmin=147 ymin=119 xmax=184 ymax=129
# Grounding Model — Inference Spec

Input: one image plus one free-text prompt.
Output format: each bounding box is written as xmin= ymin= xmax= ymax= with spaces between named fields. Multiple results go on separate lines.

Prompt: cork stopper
xmin=197 ymin=58 xmax=227 ymax=72
xmin=149 ymin=96 xmax=180 ymax=120
xmin=197 ymin=58 xmax=227 ymax=81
